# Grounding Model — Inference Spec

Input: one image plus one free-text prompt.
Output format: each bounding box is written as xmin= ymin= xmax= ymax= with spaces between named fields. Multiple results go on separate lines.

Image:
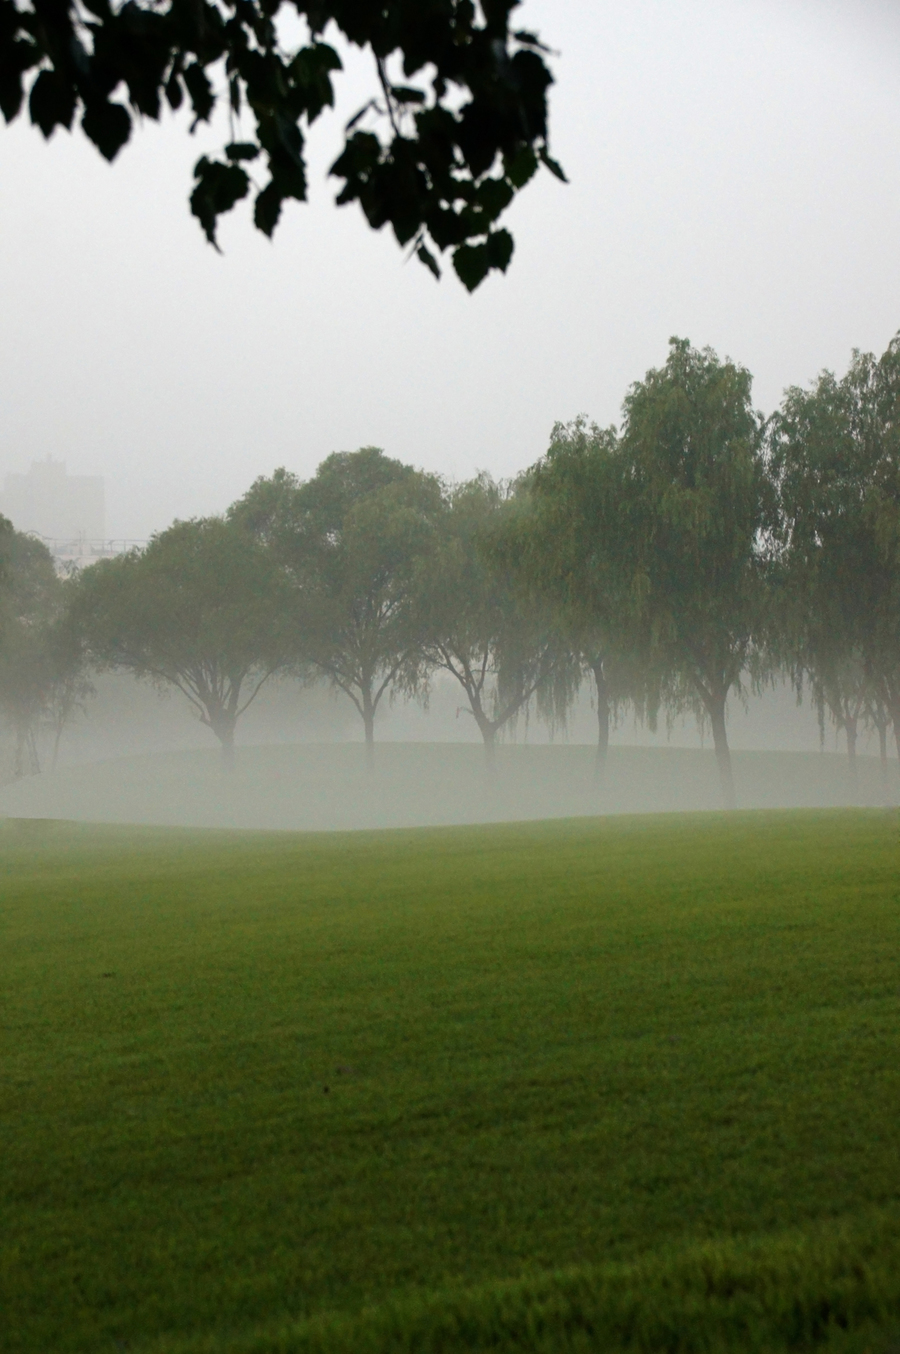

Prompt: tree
xmin=43 ymin=589 xmax=96 ymax=770
xmin=770 ymin=366 xmax=871 ymax=789
xmin=0 ymin=524 xmax=90 ymax=776
xmin=234 ymin=448 xmax=442 ymax=766
xmin=416 ymin=473 xmax=567 ymax=769
xmin=75 ymin=515 xmax=288 ymax=765
xmin=771 ymin=334 xmax=900 ymax=783
xmin=511 ymin=417 xmax=654 ymax=779
xmin=0 ymin=0 xmax=563 ymax=288
xmin=618 ymin=338 xmax=774 ymax=809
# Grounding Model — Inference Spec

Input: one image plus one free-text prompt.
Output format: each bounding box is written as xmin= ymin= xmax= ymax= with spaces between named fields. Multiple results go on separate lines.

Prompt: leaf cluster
xmin=1 ymin=0 xmax=561 ymax=285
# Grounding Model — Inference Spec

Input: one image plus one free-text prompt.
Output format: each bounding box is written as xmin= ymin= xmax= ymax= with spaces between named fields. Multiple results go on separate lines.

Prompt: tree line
xmin=3 ymin=333 xmax=900 ymax=806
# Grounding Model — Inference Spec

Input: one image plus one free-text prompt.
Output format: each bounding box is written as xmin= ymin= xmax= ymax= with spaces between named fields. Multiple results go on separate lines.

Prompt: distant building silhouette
xmin=0 ymin=458 xmax=142 ymax=567
xmin=0 ymin=456 xmax=105 ymax=539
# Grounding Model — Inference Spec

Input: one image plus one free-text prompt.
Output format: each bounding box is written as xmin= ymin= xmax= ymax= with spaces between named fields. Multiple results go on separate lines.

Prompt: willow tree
xmin=510 ymin=417 xmax=654 ymax=778
xmin=770 ymin=367 xmax=876 ymax=788
xmin=618 ymin=338 xmax=774 ymax=809
xmin=771 ymin=333 xmax=900 ymax=781
xmin=415 ymin=473 xmax=570 ymax=768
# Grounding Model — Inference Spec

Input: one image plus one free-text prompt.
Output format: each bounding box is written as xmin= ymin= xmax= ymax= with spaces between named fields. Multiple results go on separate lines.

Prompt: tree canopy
xmin=0 ymin=521 xmax=89 ymax=775
xmin=233 ymin=448 xmax=442 ymax=763
xmin=7 ymin=336 xmax=900 ymax=805
xmin=617 ymin=338 xmax=774 ymax=808
xmin=74 ymin=515 xmax=290 ymax=763
xmin=512 ymin=418 xmax=654 ymax=775
xmin=0 ymin=0 xmax=562 ymax=287
xmin=415 ymin=472 xmax=568 ymax=765
xmin=771 ymin=337 xmax=900 ymax=777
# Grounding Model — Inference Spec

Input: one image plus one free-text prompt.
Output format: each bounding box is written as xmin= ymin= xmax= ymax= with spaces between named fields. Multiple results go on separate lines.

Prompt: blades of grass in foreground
xmin=149 ymin=1207 xmax=900 ymax=1354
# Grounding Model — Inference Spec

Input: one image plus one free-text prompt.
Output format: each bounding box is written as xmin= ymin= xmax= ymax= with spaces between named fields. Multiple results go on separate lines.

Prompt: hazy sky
xmin=2 ymin=0 xmax=900 ymax=538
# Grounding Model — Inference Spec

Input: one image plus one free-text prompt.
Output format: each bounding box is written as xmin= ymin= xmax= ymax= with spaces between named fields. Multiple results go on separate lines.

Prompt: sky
xmin=1 ymin=0 xmax=900 ymax=539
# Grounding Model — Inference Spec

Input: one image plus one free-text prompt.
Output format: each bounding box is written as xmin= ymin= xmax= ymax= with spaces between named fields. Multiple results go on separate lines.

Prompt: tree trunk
xmin=708 ymin=692 xmax=736 ymax=810
xmin=217 ymin=725 xmax=236 ymax=771
xmin=845 ymin=714 xmax=859 ymax=800
xmin=52 ymin=719 xmax=64 ymax=772
xmin=480 ymin=723 xmax=497 ymax=774
xmin=14 ymin=725 xmax=40 ymax=777
xmin=878 ymin=722 xmax=890 ymax=806
xmin=467 ymin=706 xmax=498 ymax=774
xmin=362 ymin=687 xmax=376 ymax=773
xmin=590 ymin=661 xmax=610 ymax=783
xmin=14 ymin=727 xmax=26 ymax=778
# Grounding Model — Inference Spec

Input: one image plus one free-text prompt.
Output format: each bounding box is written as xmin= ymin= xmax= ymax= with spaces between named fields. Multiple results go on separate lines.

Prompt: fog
xmin=2 ymin=1 xmax=900 ymax=538
xmin=2 ymin=0 xmax=900 ymax=829
xmin=0 ymin=671 xmax=895 ymax=831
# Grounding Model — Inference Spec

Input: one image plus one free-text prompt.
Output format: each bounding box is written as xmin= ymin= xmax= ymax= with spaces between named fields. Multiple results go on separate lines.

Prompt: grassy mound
xmin=0 ymin=740 xmax=894 ymax=831
xmin=2 ymin=810 xmax=899 ymax=1352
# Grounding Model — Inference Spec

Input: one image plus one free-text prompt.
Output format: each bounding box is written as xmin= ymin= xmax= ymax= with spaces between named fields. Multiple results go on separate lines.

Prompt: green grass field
xmin=2 ymin=809 xmax=900 ymax=1352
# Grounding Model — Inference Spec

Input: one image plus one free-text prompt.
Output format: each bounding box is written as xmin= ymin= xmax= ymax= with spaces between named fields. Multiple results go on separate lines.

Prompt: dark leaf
xmin=417 ymin=241 xmax=440 ymax=279
xmin=331 ymin=130 xmax=381 ymax=203
xmin=390 ymin=86 xmax=425 ymax=105
xmin=452 ymin=242 xmax=490 ymax=292
xmin=539 ymin=147 xmax=567 ymax=182
xmin=165 ymin=73 xmax=183 ymax=111
xmin=0 ymin=30 xmax=36 ymax=123
xmin=0 ymin=66 xmax=23 ymax=122
xmin=475 ymin=176 xmax=514 ymax=222
xmin=426 ymin=207 xmax=467 ymax=250
xmin=512 ymin=29 xmax=547 ymax=49
xmin=225 ymin=141 xmax=259 ymax=163
xmin=190 ymin=156 xmax=249 ymax=246
xmin=504 ymin=145 xmax=538 ymax=189
xmin=290 ymin=41 xmax=341 ymax=121
xmin=29 ymin=69 xmax=77 ymax=137
xmin=345 ymin=99 xmax=376 ymax=133
xmin=183 ymin=62 xmax=214 ymax=125
xmin=253 ymin=181 xmax=282 ymax=237
xmin=81 ymin=99 xmax=131 ymax=160
xmin=486 ymin=227 xmax=514 ymax=272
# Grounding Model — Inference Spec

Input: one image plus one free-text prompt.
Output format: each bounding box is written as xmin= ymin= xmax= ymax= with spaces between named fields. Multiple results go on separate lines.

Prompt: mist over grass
xmin=0 ymin=742 xmax=895 ymax=832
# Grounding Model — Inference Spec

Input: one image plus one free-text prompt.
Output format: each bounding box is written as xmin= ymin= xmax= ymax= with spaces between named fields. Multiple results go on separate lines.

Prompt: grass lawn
xmin=2 ymin=809 xmax=899 ymax=1352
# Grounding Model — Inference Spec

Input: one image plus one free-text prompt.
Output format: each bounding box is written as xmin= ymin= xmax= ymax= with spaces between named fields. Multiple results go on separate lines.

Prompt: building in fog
xmin=0 ymin=457 xmax=105 ymax=540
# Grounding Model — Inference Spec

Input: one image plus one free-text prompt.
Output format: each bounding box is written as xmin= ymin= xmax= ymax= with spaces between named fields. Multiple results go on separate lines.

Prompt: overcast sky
xmin=1 ymin=0 xmax=900 ymax=538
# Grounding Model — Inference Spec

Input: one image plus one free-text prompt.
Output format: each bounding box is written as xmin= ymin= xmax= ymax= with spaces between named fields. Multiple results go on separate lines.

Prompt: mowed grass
xmin=1 ymin=809 xmax=899 ymax=1353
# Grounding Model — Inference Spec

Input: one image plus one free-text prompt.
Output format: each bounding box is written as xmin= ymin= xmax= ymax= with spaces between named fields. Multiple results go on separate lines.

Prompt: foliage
xmin=13 ymin=333 xmax=900 ymax=792
xmin=0 ymin=523 xmax=90 ymax=776
xmin=2 ymin=809 xmax=899 ymax=1351
xmin=511 ymin=418 xmax=658 ymax=771
xmin=234 ymin=448 xmax=443 ymax=761
xmin=74 ymin=514 xmax=290 ymax=761
xmin=415 ymin=472 xmax=569 ymax=762
xmin=0 ymin=0 xmax=562 ymax=286
xmin=770 ymin=336 xmax=900 ymax=773
xmin=617 ymin=337 xmax=775 ymax=806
